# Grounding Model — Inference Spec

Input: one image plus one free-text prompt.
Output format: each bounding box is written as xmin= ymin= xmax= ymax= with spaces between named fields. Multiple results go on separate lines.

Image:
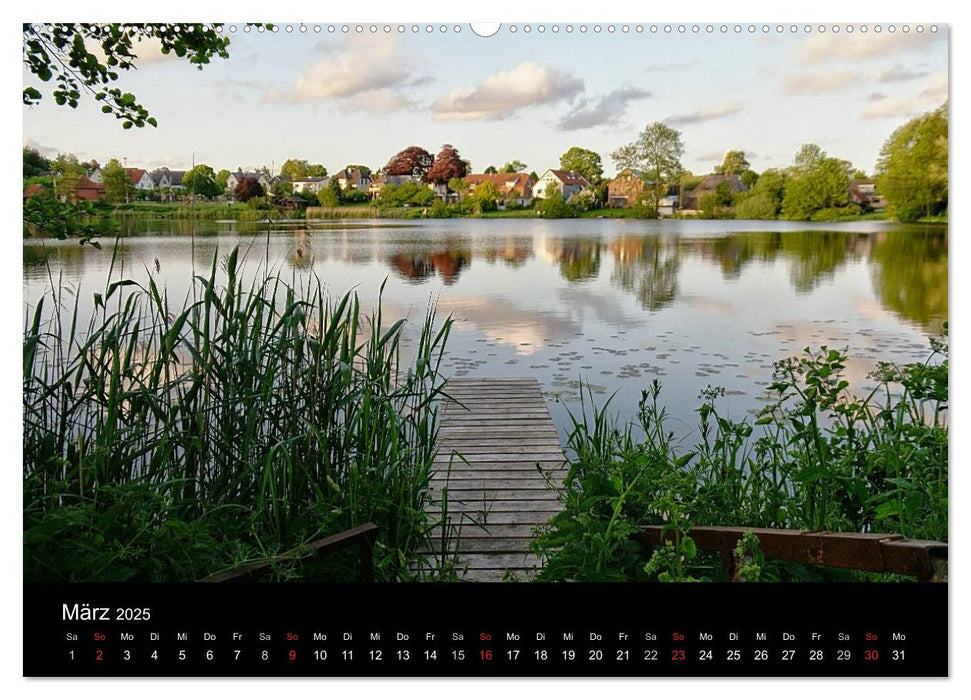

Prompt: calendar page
xmin=21 ymin=13 xmax=949 ymax=680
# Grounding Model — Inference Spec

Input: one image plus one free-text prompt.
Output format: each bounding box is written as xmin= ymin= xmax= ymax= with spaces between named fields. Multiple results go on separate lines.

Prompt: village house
xmin=679 ymin=174 xmax=747 ymax=212
xmin=225 ymin=171 xmax=271 ymax=192
xmin=367 ymin=175 xmax=388 ymax=199
xmin=532 ymin=169 xmax=590 ymax=202
xmin=291 ymin=177 xmax=329 ymax=194
xmin=334 ymin=168 xmax=372 ymax=191
xmin=151 ymin=168 xmax=185 ymax=190
xmin=849 ymin=179 xmax=888 ymax=212
xmin=606 ymin=168 xmax=646 ymax=208
xmin=23 ymin=183 xmax=46 ymax=200
xmin=57 ymin=177 xmax=105 ymax=203
xmin=125 ymin=168 xmax=155 ymax=191
xmin=87 ymin=167 xmax=103 ymax=184
xmin=463 ymin=173 xmax=536 ymax=207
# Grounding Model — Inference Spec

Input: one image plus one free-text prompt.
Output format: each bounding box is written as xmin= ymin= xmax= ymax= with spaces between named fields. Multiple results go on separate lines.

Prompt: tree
xmin=234 ymin=176 xmax=264 ymax=202
xmin=215 ymin=169 xmax=231 ymax=192
xmin=876 ymin=103 xmax=948 ymax=222
xmin=183 ymin=164 xmax=221 ymax=198
xmin=270 ymin=180 xmax=293 ymax=197
xmin=280 ymin=158 xmax=327 ymax=179
xmin=719 ymin=150 xmax=750 ymax=175
xmin=501 ymin=160 xmax=528 ymax=174
xmin=50 ymin=153 xmax=85 ymax=199
xmin=741 ymin=170 xmax=759 ymax=189
xmin=714 ymin=181 xmax=734 ymax=206
xmin=735 ymin=169 xmax=786 ymax=219
xmin=383 ymin=146 xmax=434 ymax=182
xmin=447 ymin=177 xmax=468 ymax=201
xmin=536 ymin=189 xmax=574 ymax=219
xmin=101 ymin=158 xmax=131 ymax=203
xmin=559 ymin=147 xmax=604 ymax=184
xmin=781 ymin=144 xmax=850 ymax=220
xmin=327 ymin=177 xmax=344 ymax=205
xmin=471 ymin=181 xmax=502 ymax=212
xmin=81 ymin=159 xmax=100 ymax=172
xmin=23 ymin=147 xmax=50 ymax=177
xmin=22 ymin=24 xmax=251 ymax=129
xmin=484 ymin=165 xmax=498 ymax=174
xmin=427 ymin=144 xmax=468 ymax=185
xmin=611 ymin=122 xmax=684 ymax=214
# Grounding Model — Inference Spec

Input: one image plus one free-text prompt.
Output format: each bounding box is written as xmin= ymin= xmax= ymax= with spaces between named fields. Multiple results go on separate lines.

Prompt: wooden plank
xmin=428 ymin=377 xmax=564 ymax=582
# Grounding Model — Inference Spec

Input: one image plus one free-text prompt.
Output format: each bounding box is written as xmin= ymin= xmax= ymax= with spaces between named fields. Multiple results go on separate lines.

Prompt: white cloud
xmin=23 ymin=138 xmax=59 ymax=157
xmin=799 ymin=31 xmax=944 ymax=64
xmin=876 ymin=64 xmax=931 ymax=82
xmin=664 ymin=103 xmax=742 ymax=127
xmin=288 ymin=34 xmax=427 ymax=107
xmin=782 ymin=70 xmax=858 ymax=94
xmin=432 ymin=62 xmax=584 ymax=121
xmin=558 ymin=86 xmax=650 ymax=131
xmin=345 ymin=89 xmax=416 ymax=113
xmin=861 ymin=74 xmax=948 ymax=119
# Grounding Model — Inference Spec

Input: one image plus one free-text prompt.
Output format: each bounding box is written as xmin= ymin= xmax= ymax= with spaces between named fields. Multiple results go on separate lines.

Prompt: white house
xmin=292 ymin=177 xmax=329 ymax=194
xmin=532 ymin=169 xmax=591 ymax=202
xmin=126 ymin=168 xmax=155 ymax=190
xmin=226 ymin=171 xmax=271 ymax=192
xmin=87 ymin=167 xmax=103 ymax=184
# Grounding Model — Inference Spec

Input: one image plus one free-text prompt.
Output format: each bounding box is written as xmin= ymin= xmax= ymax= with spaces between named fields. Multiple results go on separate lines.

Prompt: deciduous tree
xmin=559 ymin=147 xmax=604 ymax=184
xmin=611 ymin=123 xmax=684 ymax=214
xmin=875 ymin=103 xmax=948 ymax=222
xmin=719 ymin=150 xmax=750 ymax=175
xmin=183 ymin=164 xmax=221 ymax=198
xmin=427 ymin=144 xmax=468 ymax=185
xmin=234 ymin=176 xmax=264 ymax=202
xmin=101 ymin=158 xmax=131 ymax=203
xmin=781 ymin=144 xmax=850 ymax=220
xmin=383 ymin=146 xmax=434 ymax=182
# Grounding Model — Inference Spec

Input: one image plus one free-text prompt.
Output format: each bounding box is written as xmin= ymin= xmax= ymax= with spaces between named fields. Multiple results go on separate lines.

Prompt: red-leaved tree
xmin=235 ymin=176 xmax=264 ymax=202
xmin=383 ymin=146 xmax=434 ymax=182
xmin=426 ymin=144 xmax=468 ymax=185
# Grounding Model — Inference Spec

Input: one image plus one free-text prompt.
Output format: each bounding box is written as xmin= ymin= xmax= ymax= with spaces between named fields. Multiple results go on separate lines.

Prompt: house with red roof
xmin=532 ymin=169 xmax=591 ymax=203
xmin=125 ymin=168 xmax=155 ymax=190
xmin=463 ymin=172 xmax=536 ymax=207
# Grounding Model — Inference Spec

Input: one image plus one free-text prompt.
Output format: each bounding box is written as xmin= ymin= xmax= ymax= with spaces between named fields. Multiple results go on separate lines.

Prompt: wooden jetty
xmin=430 ymin=378 xmax=566 ymax=582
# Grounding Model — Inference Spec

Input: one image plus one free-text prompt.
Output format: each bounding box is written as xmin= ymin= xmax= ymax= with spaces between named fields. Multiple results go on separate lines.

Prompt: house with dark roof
xmin=226 ymin=171 xmax=271 ymax=192
xmin=849 ymin=179 xmax=888 ymax=212
xmin=334 ymin=168 xmax=372 ymax=190
xmin=680 ymin=174 xmax=747 ymax=211
xmin=532 ymin=169 xmax=591 ymax=202
xmin=151 ymin=168 xmax=185 ymax=190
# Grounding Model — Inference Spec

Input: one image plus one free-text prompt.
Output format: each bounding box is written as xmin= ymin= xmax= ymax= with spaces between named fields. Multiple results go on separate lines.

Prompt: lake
xmin=23 ymin=218 xmax=947 ymax=442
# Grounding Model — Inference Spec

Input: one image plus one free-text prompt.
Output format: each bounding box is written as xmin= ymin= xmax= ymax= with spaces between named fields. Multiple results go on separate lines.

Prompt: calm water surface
xmin=24 ymin=218 xmax=947 ymax=442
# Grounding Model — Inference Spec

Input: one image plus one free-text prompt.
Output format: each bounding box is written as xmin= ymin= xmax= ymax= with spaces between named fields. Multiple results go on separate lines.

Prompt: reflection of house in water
xmin=388 ymin=248 xmax=471 ymax=285
xmin=607 ymin=235 xmax=681 ymax=311
xmin=479 ymin=238 xmax=531 ymax=268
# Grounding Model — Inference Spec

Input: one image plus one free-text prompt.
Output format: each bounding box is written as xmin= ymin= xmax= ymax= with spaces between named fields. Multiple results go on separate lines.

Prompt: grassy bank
xmin=532 ymin=332 xmax=948 ymax=582
xmin=23 ymin=244 xmax=456 ymax=582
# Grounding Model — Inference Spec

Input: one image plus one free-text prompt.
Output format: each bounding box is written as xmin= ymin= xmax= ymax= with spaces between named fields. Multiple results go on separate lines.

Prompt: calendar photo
xmin=22 ymin=18 xmax=949 ymax=678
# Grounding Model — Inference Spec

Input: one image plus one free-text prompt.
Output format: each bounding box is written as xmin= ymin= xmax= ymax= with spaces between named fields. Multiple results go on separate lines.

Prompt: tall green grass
xmin=24 ymin=243 xmax=455 ymax=582
xmin=533 ymin=331 xmax=948 ymax=582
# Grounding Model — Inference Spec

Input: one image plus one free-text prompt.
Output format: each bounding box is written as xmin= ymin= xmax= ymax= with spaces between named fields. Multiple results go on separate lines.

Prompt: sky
xmin=22 ymin=23 xmax=949 ymax=179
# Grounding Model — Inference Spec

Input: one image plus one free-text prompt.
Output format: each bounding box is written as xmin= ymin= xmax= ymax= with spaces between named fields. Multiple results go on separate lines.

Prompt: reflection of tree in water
xmin=700 ymin=232 xmax=781 ymax=280
xmin=779 ymin=231 xmax=856 ymax=293
xmin=608 ymin=235 xmax=680 ymax=311
xmin=388 ymin=245 xmax=471 ymax=285
xmin=557 ymin=239 xmax=602 ymax=282
xmin=869 ymin=228 xmax=947 ymax=331
xmin=287 ymin=229 xmax=315 ymax=270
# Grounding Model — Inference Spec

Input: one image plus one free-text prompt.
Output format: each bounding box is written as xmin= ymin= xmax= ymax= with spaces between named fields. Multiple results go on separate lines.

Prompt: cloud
xmin=288 ymin=34 xmax=428 ymax=108
xmin=876 ymin=64 xmax=931 ymax=82
xmin=799 ymin=31 xmax=944 ymax=64
xmin=345 ymin=89 xmax=416 ymax=113
xmin=867 ymin=91 xmax=889 ymax=101
xmin=643 ymin=59 xmax=700 ymax=72
xmin=781 ymin=70 xmax=858 ymax=94
xmin=862 ymin=75 xmax=948 ymax=119
xmin=84 ymin=36 xmax=178 ymax=67
xmin=862 ymin=96 xmax=920 ymax=119
xmin=558 ymin=86 xmax=650 ymax=130
xmin=432 ymin=62 xmax=584 ymax=121
xmin=260 ymin=89 xmax=286 ymax=104
xmin=663 ymin=103 xmax=742 ymax=127
xmin=23 ymin=138 xmax=59 ymax=157
xmin=918 ymin=73 xmax=948 ymax=102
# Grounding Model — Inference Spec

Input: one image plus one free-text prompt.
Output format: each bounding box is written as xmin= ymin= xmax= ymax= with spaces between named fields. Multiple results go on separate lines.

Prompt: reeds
xmin=23 ymin=243 xmax=455 ymax=582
